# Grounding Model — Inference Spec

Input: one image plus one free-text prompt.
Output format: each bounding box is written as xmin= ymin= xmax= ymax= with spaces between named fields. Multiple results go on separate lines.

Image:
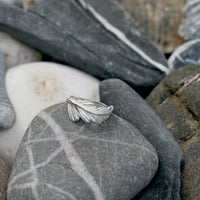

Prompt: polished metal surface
xmin=66 ymin=96 xmax=114 ymax=125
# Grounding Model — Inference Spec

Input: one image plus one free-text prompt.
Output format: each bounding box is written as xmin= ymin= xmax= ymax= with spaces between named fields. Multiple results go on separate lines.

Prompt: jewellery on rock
xmin=66 ymin=96 xmax=114 ymax=125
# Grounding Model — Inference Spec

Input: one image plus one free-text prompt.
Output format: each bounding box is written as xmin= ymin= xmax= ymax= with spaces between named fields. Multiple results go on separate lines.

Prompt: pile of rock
xmin=0 ymin=0 xmax=199 ymax=200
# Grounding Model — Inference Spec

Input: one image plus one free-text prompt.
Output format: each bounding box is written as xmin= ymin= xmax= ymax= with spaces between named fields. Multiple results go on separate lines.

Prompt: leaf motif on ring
xmin=66 ymin=96 xmax=114 ymax=125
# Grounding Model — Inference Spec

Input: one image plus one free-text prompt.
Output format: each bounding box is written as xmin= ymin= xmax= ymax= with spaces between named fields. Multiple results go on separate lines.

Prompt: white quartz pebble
xmin=0 ymin=62 xmax=100 ymax=167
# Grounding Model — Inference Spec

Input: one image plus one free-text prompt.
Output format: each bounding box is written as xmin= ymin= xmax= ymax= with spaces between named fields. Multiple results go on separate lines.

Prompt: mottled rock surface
xmin=147 ymin=65 xmax=200 ymax=200
xmin=117 ymin=0 xmax=185 ymax=53
xmin=168 ymin=39 xmax=200 ymax=70
xmin=0 ymin=0 xmax=169 ymax=94
xmin=8 ymin=103 xmax=158 ymax=200
xmin=0 ymin=160 xmax=10 ymax=200
xmin=0 ymin=50 xmax=15 ymax=130
xmin=0 ymin=62 xmax=99 ymax=167
xmin=179 ymin=0 xmax=200 ymax=40
xmin=100 ymin=79 xmax=183 ymax=200
xmin=0 ymin=31 xmax=41 ymax=69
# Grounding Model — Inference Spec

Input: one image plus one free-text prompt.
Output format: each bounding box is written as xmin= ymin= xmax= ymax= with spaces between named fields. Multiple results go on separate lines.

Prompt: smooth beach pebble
xmin=8 ymin=103 xmax=158 ymax=200
xmin=0 ymin=62 xmax=99 ymax=167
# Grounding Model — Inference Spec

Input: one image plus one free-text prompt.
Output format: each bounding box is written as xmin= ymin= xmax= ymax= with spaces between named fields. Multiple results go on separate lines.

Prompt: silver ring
xmin=66 ymin=96 xmax=114 ymax=125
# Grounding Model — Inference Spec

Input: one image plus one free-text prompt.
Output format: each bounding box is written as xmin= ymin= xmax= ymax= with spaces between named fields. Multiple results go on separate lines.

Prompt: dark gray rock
xmin=8 ymin=102 xmax=158 ymax=200
xmin=168 ymin=39 xmax=200 ymax=70
xmin=0 ymin=50 xmax=15 ymax=129
xmin=179 ymin=0 xmax=200 ymax=40
xmin=0 ymin=159 xmax=10 ymax=200
xmin=0 ymin=0 xmax=169 ymax=94
xmin=146 ymin=65 xmax=200 ymax=200
xmin=100 ymin=79 xmax=184 ymax=200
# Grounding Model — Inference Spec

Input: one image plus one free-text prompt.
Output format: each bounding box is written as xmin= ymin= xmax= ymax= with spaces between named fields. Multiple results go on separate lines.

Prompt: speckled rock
xmin=168 ymin=39 xmax=200 ymax=70
xmin=100 ymin=79 xmax=183 ymax=200
xmin=0 ymin=62 xmax=99 ymax=167
xmin=179 ymin=0 xmax=200 ymax=40
xmin=8 ymin=103 xmax=158 ymax=200
xmin=146 ymin=65 xmax=200 ymax=200
xmin=0 ymin=31 xmax=41 ymax=69
xmin=0 ymin=0 xmax=169 ymax=94
xmin=117 ymin=0 xmax=185 ymax=53
xmin=0 ymin=160 xmax=10 ymax=200
xmin=0 ymin=50 xmax=15 ymax=130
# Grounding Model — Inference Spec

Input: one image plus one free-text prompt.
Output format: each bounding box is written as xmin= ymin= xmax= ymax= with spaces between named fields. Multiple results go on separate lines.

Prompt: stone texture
xmin=0 ymin=160 xmax=10 ymax=200
xmin=0 ymin=0 xmax=169 ymax=94
xmin=179 ymin=0 xmax=200 ymax=40
xmin=146 ymin=65 xmax=200 ymax=200
xmin=117 ymin=0 xmax=185 ymax=53
xmin=0 ymin=31 xmax=41 ymax=69
xmin=0 ymin=62 xmax=99 ymax=167
xmin=168 ymin=39 xmax=200 ymax=70
xmin=100 ymin=79 xmax=183 ymax=200
xmin=0 ymin=50 xmax=15 ymax=130
xmin=8 ymin=103 xmax=158 ymax=200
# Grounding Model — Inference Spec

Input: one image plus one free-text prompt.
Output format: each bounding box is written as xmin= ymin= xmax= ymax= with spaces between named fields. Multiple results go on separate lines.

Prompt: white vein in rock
xmin=39 ymin=111 xmax=104 ymax=200
xmin=77 ymin=0 xmax=169 ymax=74
xmin=26 ymin=127 xmax=39 ymax=199
xmin=9 ymin=147 xmax=63 ymax=187
xmin=168 ymin=39 xmax=200 ymax=70
xmin=45 ymin=183 xmax=77 ymax=200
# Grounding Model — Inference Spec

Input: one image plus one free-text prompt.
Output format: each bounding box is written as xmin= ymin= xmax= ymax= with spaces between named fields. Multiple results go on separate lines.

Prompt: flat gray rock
xmin=168 ymin=39 xmax=200 ymax=70
xmin=100 ymin=79 xmax=183 ymax=200
xmin=0 ymin=50 xmax=15 ymax=129
xmin=8 ymin=102 xmax=158 ymax=200
xmin=146 ymin=66 xmax=200 ymax=200
xmin=0 ymin=0 xmax=169 ymax=94
xmin=0 ymin=160 xmax=10 ymax=200
xmin=179 ymin=0 xmax=200 ymax=40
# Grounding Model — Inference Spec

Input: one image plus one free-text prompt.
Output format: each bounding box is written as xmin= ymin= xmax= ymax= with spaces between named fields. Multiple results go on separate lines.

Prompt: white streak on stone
xmin=9 ymin=147 xmax=63 ymax=187
xmin=77 ymin=0 xmax=169 ymax=74
xmin=10 ymin=182 xmax=36 ymax=190
xmin=190 ymin=4 xmax=200 ymax=14
xmin=71 ymin=133 xmax=157 ymax=158
xmin=45 ymin=183 xmax=78 ymax=200
xmin=168 ymin=39 xmax=200 ymax=70
xmin=184 ymin=0 xmax=200 ymax=12
xmin=26 ymin=127 xmax=39 ymax=200
xmin=39 ymin=111 xmax=105 ymax=200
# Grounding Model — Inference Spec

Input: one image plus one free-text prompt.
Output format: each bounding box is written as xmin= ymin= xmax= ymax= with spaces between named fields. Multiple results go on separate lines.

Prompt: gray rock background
xmin=100 ymin=79 xmax=183 ymax=200
xmin=8 ymin=102 xmax=158 ymax=200
xmin=147 ymin=65 xmax=200 ymax=200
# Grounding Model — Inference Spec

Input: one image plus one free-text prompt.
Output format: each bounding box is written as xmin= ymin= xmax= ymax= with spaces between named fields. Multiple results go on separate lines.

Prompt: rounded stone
xmin=0 ymin=31 xmax=41 ymax=69
xmin=0 ymin=62 xmax=99 ymax=167
xmin=146 ymin=65 xmax=200 ymax=200
xmin=8 ymin=102 xmax=158 ymax=200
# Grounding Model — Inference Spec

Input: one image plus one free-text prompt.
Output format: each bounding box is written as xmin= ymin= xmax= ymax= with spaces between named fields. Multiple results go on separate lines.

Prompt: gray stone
xmin=168 ymin=39 xmax=200 ymax=70
xmin=0 ymin=50 xmax=15 ymax=129
xmin=100 ymin=79 xmax=183 ymax=200
xmin=8 ymin=102 xmax=158 ymax=200
xmin=146 ymin=65 xmax=200 ymax=200
xmin=0 ymin=159 xmax=10 ymax=200
xmin=0 ymin=0 xmax=169 ymax=94
xmin=179 ymin=0 xmax=200 ymax=40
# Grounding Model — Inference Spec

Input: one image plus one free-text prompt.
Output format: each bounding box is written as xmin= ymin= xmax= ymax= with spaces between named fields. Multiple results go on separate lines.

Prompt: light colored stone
xmin=0 ymin=31 xmax=41 ymax=69
xmin=0 ymin=62 xmax=99 ymax=167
